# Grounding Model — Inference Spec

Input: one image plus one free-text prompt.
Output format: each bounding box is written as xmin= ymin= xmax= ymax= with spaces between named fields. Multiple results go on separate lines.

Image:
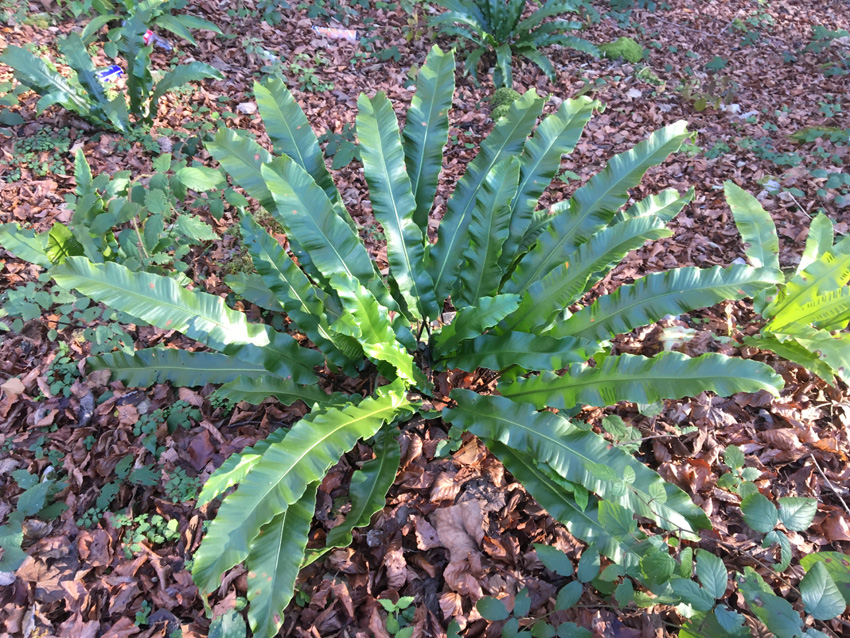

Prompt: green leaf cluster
xmin=726 ymin=182 xmax=850 ymax=386
xmin=0 ymin=8 xmax=221 ymax=132
xmin=26 ymin=46 xmax=791 ymax=635
xmin=430 ymin=0 xmax=599 ymax=86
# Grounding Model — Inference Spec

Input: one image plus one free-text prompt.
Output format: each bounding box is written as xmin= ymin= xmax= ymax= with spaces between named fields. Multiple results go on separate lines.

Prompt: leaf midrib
xmin=566 ymin=266 xmax=761 ymax=339
xmin=515 ymin=131 xmax=685 ymax=294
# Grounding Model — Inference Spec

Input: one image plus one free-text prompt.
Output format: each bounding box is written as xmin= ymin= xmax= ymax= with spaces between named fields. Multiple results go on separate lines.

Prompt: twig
xmin=810 ymin=452 xmax=850 ymax=518
xmin=131 ymin=217 xmax=150 ymax=260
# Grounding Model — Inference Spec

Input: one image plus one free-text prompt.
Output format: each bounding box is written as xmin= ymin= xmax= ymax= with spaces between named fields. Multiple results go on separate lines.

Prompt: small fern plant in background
xmin=0 ymin=10 xmax=221 ymax=132
xmin=40 ymin=46 xmax=786 ymax=636
xmin=725 ymin=182 xmax=850 ymax=386
xmin=430 ymin=0 xmax=599 ymax=86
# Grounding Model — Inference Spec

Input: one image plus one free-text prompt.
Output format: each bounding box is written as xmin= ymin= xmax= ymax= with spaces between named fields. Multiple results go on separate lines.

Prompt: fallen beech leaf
xmin=414 ymin=517 xmax=441 ymax=551
xmin=1 ymin=377 xmax=26 ymax=397
xmin=821 ymin=512 xmax=850 ymax=542
xmin=384 ymin=545 xmax=407 ymax=589
xmin=431 ymin=500 xmax=484 ymax=562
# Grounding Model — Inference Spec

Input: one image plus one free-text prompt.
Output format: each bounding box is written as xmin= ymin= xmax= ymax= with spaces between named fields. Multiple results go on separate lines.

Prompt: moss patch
xmin=490 ymin=87 xmax=521 ymax=120
xmin=600 ymin=37 xmax=644 ymax=63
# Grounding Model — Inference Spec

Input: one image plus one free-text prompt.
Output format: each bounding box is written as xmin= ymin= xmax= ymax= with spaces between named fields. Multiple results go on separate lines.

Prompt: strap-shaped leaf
xmin=797 ymin=287 xmax=850 ymax=331
xmin=357 ymin=92 xmax=437 ymax=318
xmin=725 ymin=181 xmax=780 ymax=272
xmin=444 ymin=390 xmax=711 ymax=537
xmin=53 ymin=258 xmax=266 ymax=349
xmin=616 ymin=187 xmax=694 ymax=225
xmin=0 ymin=223 xmax=51 ymax=268
xmin=515 ymin=0 xmax=580 ymax=32
xmin=500 ymin=96 xmax=599 ymax=266
xmin=432 ymin=293 xmax=520 ymax=353
xmin=508 ymin=122 xmax=691 ymax=294
xmin=246 ymin=482 xmax=317 ymax=638
xmin=428 ymin=89 xmax=545 ymax=305
xmin=240 ymin=213 xmax=341 ymax=356
xmin=198 ymin=427 xmax=291 ymax=507
xmin=254 ymin=78 xmax=348 ymax=223
xmin=215 ymin=376 xmax=335 ymax=407
xmin=321 ymin=428 xmax=401 ymax=553
xmin=743 ymin=332 xmax=837 ymax=385
xmin=555 ymin=265 xmax=780 ymax=342
xmin=785 ymin=328 xmax=850 ymax=385
xmin=797 ymin=212 xmax=834 ymax=276
xmin=454 ymin=158 xmax=520 ymax=308
xmin=0 ymin=45 xmax=91 ymax=117
xmin=488 ymin=443 xmax=637 ymax=566
xmin=51 ymin=258 xmax=319 ymax=383
xmin=439 ymin=332 xmax=594 ymax=372
xmin=57 ymin=34 xmax=122 ymax=130
xmin=150 ymin=62 xmax=222 ymax=114
xmin=750 ymin=325 xmax=850 ymax=386
xmin=225 ymin=273 xmax=283 ymax=312
xmin=192 ymin=382 xmax=412 ymax=592
xmin=494 ymin=43 xmax=513 ymax=87
xmin=261 ymin=156 xmax=377 ymax=288
xmin=330 ymin=275 xmax=422 ymax=386
xmin=499 ymin=351 xmax=783 ymax=409
xmin=155 ymin=13 xmax=221 ymax=46
xmin=207 ymin=128 xmax=276 ymax=212
xmin=765 ymin=249 xmax=850 ymax=331
xmin=80 ymin=15 xmax=113 ymax=45
xmin=519 ymin=47 xmax=555 ymax=80
xmin=403 ymin=45 xmax=455 ymax=228
xmin=90 ymin=348 xmax=267 ymax=387
xmin=501 ymin=216 xmax=672 ymax=333
xmin=121 ymin=12 xmax=152 ymax=118
xmin=222 ymin=332 xmax=322 ymax=385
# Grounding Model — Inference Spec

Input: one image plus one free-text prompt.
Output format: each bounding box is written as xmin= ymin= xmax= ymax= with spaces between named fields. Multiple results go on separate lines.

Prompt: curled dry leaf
xmin=431 ymin=500 xmax=484 ymax=563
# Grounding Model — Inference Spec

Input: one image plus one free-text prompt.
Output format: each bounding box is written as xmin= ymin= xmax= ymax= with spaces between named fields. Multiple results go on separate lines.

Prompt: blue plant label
xmin=96 ymin=65 xmax=124 ymax=82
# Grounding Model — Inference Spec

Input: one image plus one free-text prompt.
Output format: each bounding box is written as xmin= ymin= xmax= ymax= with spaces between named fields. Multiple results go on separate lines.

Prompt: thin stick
xmin=810 ymin=452 xmax=850 ymax=518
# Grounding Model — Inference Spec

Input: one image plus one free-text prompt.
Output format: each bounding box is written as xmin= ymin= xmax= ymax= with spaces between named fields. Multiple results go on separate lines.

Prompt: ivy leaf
xmin=740 ymin=492 xmax=777 ymax=533
xmin=777 ymin=497 xmax=817 ymax=531
xmin=800 ymin=562 xmax=847 ymax=620
xmin=534 ymin=544 xmax=573 ymax=577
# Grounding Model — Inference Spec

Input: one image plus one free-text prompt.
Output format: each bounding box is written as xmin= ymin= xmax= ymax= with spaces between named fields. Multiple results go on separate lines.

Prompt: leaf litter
xmin=0 ymin=0 xmax=849 ymax=635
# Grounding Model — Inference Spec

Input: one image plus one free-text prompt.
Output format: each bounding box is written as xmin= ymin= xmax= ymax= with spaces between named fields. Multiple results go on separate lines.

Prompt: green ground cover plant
xmin=7 ymin=44 xmax=798 ymax=636
xmin=430 ymin=0 xmax=598 ymax=86
xmin=0 ymin=10 xmax=221 ymax=132
xmin=725 ymin=182 xmax=850 ymax=388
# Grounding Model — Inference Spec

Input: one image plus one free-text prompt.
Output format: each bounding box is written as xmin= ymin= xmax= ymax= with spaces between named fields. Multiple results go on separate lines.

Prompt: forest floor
xmin=1 ymin=0 xmax=849 ymax=636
